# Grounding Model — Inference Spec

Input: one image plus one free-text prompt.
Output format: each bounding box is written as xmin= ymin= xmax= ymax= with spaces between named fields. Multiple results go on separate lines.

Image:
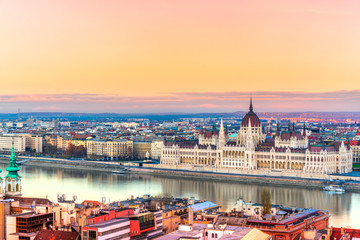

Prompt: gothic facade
xmin=161 ymin=100 xmax=353 ymax=175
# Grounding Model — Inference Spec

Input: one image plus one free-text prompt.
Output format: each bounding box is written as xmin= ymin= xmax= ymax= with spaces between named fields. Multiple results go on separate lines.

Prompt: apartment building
xmin=86 ymin=139 xmax=133 ymax=160
xmin=0 ymin=134 xmax=43 ymax=153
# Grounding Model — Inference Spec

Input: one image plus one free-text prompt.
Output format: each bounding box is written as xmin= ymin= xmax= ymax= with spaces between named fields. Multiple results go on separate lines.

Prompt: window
xmin=88 ymin=230 xmax=96 ymax=240
xmin=82 ymin=231 xmax=87 ymax=240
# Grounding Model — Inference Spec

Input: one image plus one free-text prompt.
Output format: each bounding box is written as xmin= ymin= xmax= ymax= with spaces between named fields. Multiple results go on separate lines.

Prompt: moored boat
xmin=112 ymin=169 xmax=127 ymax=174
xmin=323 ymin=185 xmax=345 ymax=193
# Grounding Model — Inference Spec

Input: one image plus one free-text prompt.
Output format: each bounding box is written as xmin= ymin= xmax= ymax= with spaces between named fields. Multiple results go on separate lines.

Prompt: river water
xmin=1 ymin=163 xmax=359 ymax=228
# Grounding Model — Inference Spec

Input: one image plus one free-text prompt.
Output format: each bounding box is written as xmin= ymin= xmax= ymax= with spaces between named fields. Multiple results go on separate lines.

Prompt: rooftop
xmin=34 ymin=230 xmax=79 ymax=240
xmin=86 ymin=217 xmax=129 ymax=228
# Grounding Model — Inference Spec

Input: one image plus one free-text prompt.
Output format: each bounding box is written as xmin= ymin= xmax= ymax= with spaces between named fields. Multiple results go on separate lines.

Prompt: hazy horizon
xmin=0 ymin=90 xmax=359 ymax=113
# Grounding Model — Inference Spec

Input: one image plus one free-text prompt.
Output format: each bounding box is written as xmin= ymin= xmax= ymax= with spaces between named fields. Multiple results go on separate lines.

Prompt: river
xmin=1 ymin=163 xmax=359 ymax=228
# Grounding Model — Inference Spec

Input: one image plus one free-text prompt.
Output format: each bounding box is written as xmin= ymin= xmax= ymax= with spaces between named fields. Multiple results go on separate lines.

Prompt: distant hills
xmin=0 ymin=111 xmax=359 ymax=121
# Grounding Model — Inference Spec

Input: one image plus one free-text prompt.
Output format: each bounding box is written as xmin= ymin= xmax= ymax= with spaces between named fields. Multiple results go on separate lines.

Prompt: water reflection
xmin=0 ymin=163 xmax=359 ymax=228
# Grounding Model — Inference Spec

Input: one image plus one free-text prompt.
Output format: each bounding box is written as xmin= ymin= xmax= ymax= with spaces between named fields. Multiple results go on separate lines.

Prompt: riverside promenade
xmin=1 ymin=155 xmax=360 ymax=192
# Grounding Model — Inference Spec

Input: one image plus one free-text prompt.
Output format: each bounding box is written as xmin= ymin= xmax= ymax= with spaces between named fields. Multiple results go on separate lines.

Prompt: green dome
xmin=5 ymin=147 xmax=21 ymax=178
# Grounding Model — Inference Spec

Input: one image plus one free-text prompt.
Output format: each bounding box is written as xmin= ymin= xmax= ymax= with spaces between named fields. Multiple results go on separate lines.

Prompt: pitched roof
xmin=240 ymin=228 xmax=271 ymax=240
xmin=34 ymin=230 xmax=79 ymax=240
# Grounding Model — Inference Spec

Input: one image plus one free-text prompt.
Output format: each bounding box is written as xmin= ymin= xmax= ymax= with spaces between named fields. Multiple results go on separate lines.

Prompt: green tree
xmin=261 ymin=188 xmax=272 ymax=216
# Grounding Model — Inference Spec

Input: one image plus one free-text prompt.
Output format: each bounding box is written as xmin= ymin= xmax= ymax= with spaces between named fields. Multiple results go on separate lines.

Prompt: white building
xmin=0 ymin=134 xmax=42 ymax=153
xmin=0 ymin=136 xmax=26 ymax=152
xmin=161 ymin=99 xmax=353 ymax=175
xmin=86 ymin=139 xmax=133 ymax=160
xmin=151 ymin=139 xmax=164 ymax=160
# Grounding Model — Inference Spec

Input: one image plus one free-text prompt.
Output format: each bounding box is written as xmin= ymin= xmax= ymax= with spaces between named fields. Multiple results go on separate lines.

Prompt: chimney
xmin=188 ymin=207 xmax=194 ymax=225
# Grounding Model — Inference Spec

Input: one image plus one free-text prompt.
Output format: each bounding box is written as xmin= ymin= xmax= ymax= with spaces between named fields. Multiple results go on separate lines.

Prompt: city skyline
xmin=1 ymin=0 xmax=360 ymax=113
xmin=0 ymin=90 xmax=359 ymax=113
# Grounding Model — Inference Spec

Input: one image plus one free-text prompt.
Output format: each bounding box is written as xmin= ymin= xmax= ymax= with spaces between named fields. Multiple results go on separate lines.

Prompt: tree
xmin=44 ymin=143 xmax=57 ymax=154
xmin=75 ymin=145 xmax=87 ymax=158
xmin=66 ymin=143 xmax=76 ymax=156
xmin=261 ymin=188 xmax=272 ymax=216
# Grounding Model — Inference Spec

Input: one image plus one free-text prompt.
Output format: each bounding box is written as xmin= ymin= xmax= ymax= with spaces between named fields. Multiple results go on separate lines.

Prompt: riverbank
xmin=0 ymin=158 xmax=124 ymax=173
xmin=128 ymin=166 xmax=360 ymax=192
xmin=2 ymin=158 xmax=360 ymax=192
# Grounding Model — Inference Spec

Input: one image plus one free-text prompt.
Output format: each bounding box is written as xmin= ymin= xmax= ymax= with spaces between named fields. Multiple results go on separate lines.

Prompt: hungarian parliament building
xmin=160 ymin=99 xmax=353 ymax=175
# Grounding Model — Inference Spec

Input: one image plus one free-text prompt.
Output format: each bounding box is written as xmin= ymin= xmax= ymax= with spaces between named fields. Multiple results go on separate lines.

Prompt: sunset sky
xmin=1 ymin=0 xmax=359 ymax=113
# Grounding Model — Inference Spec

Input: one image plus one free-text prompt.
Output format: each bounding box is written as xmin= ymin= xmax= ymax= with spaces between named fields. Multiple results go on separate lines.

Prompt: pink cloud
xmin=0 ymin=90 xmax=358 ymax=113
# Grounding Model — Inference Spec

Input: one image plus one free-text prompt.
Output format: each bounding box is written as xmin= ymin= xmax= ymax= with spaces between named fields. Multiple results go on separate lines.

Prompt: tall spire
xmin=303 ymin=123 xmax=306 ymax=137
xmin=218 ymin=117 xmax=225 ymax=148
xmin=276 ymin=123 xmax=280 ymax=137
xmin=6 ymin=146 xmax=21 ymax=178
xmin=220 ymin=117 xmax=224 ymax=133
xmin=249 ymin=94 xmax=253 ymax=112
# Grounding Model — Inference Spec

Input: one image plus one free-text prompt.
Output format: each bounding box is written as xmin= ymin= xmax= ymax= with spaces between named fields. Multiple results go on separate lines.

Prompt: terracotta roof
xmin=279 ymin=131 xmax=304 ymax=140
xmin=203 ymin=131 xmax=218 ymax=138
xmin=5 ymin=197 xmax=53 ymax=205
xmin=82 ymin=200 xmax=100 ymax=206
xmin=241 ymin=228 xmax=271 ymax=240
xmin=34 ymin=230 xmax=79 ymax=240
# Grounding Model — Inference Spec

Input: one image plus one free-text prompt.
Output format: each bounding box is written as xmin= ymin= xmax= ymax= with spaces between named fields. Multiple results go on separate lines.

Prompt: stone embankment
xmin=0 ymin=158 xmax=124 ymax=172
xmin=1 ymin=156 xmax=360 ymax=192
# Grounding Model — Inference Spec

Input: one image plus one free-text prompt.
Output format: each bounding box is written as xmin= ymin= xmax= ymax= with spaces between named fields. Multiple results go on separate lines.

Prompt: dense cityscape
xmin=0 ymin=100 xmax=360 ymax=240
xmin=2 ymin=0 xmax=360 ymax=239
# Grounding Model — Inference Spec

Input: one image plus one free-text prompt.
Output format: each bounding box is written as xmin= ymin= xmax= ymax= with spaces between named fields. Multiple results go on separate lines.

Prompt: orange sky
xmin=0 ymin=1 xmax=359 ymax=112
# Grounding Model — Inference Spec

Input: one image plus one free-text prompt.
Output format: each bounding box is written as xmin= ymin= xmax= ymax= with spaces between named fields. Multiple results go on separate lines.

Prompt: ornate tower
xmin=0 ymin=166 xmax=4 ymax=199
xmin=245 ymin=119 xmax=256 ymax=170
xmin=237 ymin=96 xmax=264 ymax=146
xmin=5 ymin=147 xmax=22 ymax=196
xmin=218 ymin=117 xmax=226 ymax=149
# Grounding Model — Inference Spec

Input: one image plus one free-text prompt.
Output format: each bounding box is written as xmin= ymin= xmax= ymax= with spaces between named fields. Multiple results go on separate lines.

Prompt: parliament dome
xmin=241 ymin=98 xmax=261 ymax=128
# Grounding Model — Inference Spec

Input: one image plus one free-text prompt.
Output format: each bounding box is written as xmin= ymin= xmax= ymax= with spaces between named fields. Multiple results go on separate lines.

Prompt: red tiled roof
xmin=5 ymin=197 xmax=53 ymax=205
xmin=82 ymin=200 xmax=101 ymax=206
xmin=34 ymin=230 xmax=79 ymax=240
xmin=203 ymin=131 xmax=217 ymax=138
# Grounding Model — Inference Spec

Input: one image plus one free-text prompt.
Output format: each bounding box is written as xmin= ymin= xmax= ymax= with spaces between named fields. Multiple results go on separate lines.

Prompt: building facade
xmin=350 ymin=141 xmax=360 ymax=164
xmin=0 ymin=136 xmax=25 ymax=152
xmin=133 ymin=141 xmax=151 ymax=159
xmin=161 ymin=100 xmax=353 ymax=175
xmin=151 ymin=139 xmax=164 ymax=160
xmin=0 ymin=135 xmax=42 ymax=153
xmin=86 ymin=139 xmax=133 ymax=160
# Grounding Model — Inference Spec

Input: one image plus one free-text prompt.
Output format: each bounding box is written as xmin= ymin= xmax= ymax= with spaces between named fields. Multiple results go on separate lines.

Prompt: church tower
xmin=0 ymin=166 xmax=4 ymax=199
xmin=5 ymin=147 xmax=22 ymax=196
